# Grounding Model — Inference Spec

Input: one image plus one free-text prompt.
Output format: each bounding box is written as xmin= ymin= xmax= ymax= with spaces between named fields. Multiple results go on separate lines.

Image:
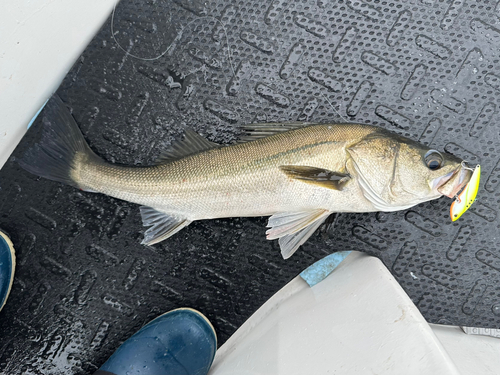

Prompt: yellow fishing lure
xmin=450 ymin=165 xmax=480 ymax=221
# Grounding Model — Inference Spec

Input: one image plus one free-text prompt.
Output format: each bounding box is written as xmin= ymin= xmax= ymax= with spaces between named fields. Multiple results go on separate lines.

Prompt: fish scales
xmin=76 ymin=125 xmax=376 ymax=219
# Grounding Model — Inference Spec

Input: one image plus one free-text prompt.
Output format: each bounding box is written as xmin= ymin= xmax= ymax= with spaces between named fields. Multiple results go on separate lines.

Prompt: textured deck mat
xmin=2 ymin=0 xmax=500 ymax=372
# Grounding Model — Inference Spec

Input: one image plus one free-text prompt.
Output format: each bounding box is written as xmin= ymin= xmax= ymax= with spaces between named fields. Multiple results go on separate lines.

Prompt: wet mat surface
xmin=2 ymin=0 xmax=500 ymax=372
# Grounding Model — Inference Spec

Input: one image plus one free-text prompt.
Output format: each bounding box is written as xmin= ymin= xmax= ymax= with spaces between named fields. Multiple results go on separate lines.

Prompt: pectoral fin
xmin=140 ymin=206 xmax=191 ymax=245
xmin=280 ymin=165 xmax=350 ymax=190
xmin=266 ymin=209 xmax=331 ymax=259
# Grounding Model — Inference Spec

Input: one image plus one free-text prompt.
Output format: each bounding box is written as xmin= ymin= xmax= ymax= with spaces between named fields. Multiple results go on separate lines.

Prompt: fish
xmin=20 ymin=95 xmax=473 ymax=259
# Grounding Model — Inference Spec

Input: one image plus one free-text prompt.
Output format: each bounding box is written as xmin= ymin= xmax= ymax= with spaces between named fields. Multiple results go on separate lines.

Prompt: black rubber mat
xmin=2 ymin=0 xmax=500 ymax=372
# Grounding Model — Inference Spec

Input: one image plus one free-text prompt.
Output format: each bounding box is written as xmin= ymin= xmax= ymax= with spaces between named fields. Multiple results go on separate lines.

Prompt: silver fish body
xmin=21 ymin=96 xmax=472 ymax=258
xmin=76 ymin=124 xmax=375 ymax=218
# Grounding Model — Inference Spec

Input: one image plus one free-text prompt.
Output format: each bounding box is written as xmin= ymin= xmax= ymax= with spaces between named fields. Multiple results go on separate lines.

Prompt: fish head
xmin=347 ymin=130 xmax=472 ymax=211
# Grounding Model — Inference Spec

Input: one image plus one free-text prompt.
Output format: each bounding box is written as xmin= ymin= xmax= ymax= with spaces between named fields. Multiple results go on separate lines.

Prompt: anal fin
xmin=140 ymin=206 xmax=191 ymax=245
xmin=266 ymin=209 xmax=331 ymax=259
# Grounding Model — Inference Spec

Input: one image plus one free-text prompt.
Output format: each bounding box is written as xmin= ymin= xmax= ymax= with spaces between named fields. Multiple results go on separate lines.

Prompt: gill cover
xmin=347 ymin=134 xmax=413 ymax=211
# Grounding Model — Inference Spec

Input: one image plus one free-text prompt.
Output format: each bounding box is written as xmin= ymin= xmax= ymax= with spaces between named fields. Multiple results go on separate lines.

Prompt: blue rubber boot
xmin=94 ymin=308 xmax=217 ymax=375
xmin=0 ymin=230 xmax=15 ymax=312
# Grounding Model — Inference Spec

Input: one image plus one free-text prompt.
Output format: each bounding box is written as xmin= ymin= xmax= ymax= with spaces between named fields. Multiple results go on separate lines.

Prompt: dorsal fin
xmin=156 ymin=129 xmax=219 ymax=163
xmin=237 ymin=122 xmax=316 ymax=143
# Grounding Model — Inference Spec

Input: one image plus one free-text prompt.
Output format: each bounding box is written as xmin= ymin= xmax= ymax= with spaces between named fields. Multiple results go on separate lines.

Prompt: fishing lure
xmin=450 ymin=164 xmax=480 ymax=221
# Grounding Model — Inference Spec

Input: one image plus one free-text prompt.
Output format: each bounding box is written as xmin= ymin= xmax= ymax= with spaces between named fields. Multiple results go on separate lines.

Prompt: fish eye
xmin=424 ymin=150 xmax=443 ymax=171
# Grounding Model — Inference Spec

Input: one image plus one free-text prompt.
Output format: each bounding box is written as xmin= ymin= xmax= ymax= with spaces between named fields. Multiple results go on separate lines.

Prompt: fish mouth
xmin=433 ymin=163 xmax=473 ymax=198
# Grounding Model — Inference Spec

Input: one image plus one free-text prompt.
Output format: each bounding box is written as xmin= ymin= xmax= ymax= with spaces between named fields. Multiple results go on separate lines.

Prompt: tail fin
xmin=19 ymin=95 xmax=97 ymax=189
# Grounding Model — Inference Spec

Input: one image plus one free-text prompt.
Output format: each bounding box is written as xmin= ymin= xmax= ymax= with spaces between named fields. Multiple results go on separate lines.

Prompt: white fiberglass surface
xmin=0 ymin=0 xmax=120 ymax=170
xmin=210 ymin=252 xmax=461 ymax=375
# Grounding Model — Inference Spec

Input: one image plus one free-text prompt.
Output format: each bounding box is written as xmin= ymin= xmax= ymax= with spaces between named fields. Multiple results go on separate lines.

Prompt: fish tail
xmin=19 ymin=95 xmax=100 ymax=189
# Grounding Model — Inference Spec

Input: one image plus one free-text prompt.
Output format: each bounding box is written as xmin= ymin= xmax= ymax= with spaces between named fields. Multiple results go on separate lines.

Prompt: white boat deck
xmin=210 ymin=252 xmax=500 ymax=375
xmin=0 ymin=0 xmax=120 ymax=169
